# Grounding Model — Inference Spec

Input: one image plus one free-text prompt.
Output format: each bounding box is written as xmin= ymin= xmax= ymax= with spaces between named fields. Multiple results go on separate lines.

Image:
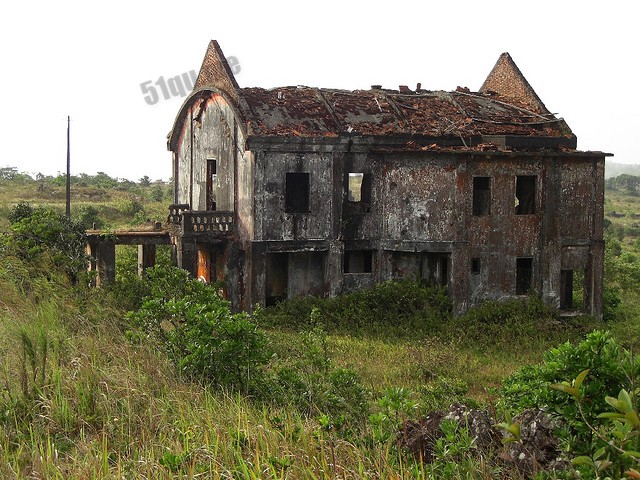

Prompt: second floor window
xmin=347 ymin=172 xmax=372 ymax=213
xmin=285 ymin=172 xmax=310 ymax=213
xmin=515 ymin=175 xmax=536 ymax=215
xmin=472 ymin=177 xmax=491 ymax=216
xmin=206 ymin=159 xmax=217 ymax=211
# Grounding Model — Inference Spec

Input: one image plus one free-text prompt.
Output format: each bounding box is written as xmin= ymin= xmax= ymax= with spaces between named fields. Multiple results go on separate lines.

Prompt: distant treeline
xmin=0 ymin=166 xmax=170 ymax=191
xmin=605 ymin=174 xmax=640 ymax=195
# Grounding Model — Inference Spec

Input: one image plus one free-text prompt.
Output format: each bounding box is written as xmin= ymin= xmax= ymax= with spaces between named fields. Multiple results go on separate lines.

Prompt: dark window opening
xmin=515 ymin=175 xmax=536 ymax=215
xmin=424 ymin=253 xmax=450 ymax=290
xmin=471 ymin=258 xmax=481 ymax=274
xmin=266 ymin=253 xmax=288 ymax=306
xmin=344 ymin=250 xmax=373 ymax=273
xmin=206 ymin=159 xmax=217 ymax=211
xmin=439 ymin=257 xmax=449 ymax=288
xmin=516 ymin=257 xmax=533 ymax=295
xmin=285 ymin=173 xmax=310 ymax=213
xmin=472 ymin=177 xmax=491 ymax=216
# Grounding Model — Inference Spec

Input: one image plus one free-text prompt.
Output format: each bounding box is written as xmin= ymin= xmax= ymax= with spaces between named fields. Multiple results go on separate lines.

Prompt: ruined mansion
xmin=158 ymin=41 xmax=607 ymax=317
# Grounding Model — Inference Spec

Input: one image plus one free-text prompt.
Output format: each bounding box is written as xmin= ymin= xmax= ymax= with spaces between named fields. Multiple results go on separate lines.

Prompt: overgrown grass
xmin=2 ymin=173 xmax=640 ymax=478
xmin=3 ymin=248 xmax=588 ymax=478
xmin=0 ymin=260 xmax=486 ymax=478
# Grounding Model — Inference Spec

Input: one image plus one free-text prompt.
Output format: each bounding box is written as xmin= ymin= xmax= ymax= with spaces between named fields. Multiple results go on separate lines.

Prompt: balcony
xmin=168 ymin=204 xmax=234 ymax=237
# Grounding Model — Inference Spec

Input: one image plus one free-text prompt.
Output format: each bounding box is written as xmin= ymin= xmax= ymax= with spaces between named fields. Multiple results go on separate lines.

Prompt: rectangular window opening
xmin=472 ymin=177 xmax=491 ymax=216
xmin=516 ymin=257 xmax=533 ymax=295
xmin=206 ymin=159 xmax=217 ymax=211
xmin=471 ymin=258 xmax=481 ymax=274
xmin=266 ymin=253 xmax=288 ymax=307
xmin=348 ymin=173 xmax=363 ymax=202
xmin=347 ymin=172 xmax=371 ymax=212
xmin=515 ymin=175 xmax=536 ymax=215
xmin=285 ymin=172 xmax=310 ymax=213
xmin=344 ymin=250 xmax=373 ymax=273
xmin=561 ymin=269 xmax=586 ymax=311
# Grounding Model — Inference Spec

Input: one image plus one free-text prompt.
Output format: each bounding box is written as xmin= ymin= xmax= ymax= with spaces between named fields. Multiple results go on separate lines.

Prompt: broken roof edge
xmin=245 ymin=132 xmax=581 ymax=153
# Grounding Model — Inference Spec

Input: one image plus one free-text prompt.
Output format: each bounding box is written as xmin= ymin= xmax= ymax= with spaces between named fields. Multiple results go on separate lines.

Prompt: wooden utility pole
xmin=66 ymin=115 xmax=71 ymax=217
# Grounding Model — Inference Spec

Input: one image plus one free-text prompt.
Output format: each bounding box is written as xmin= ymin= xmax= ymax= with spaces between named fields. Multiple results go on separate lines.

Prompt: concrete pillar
xmin=250 ymin=242 xmax=267 ymax=310
xmin=451 ymin=245 xmax=469 ymax=316
xmin=176 ymin=237 xmax=197 ymax=277
xmin=137 ymin=244 xmax=156 ymax=277
xmin=326 ymin=240 xmax=344 ymax=298
xmin=95 ymin=241 xmax=116 ymax=286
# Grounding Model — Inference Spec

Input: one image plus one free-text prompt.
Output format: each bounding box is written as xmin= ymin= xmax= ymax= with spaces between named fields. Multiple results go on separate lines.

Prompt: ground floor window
xmin=266 ymin=253 xmax=288 ymax=306
xmin=344 ymin=250 xmax=373 ymax=273
xmin=516 ymin=257 xmax=533 ymax=294
xmin=560 ymin=269 xmax=586 ymax=310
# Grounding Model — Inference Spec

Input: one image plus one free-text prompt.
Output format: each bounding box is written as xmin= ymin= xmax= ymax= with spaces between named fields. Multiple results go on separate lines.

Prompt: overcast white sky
xmin=0 ymin=0 xmax=635 ymax=181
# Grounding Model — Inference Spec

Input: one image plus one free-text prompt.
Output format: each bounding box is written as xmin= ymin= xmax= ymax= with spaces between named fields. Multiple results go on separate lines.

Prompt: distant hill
xmin=606 ymin=162 xmax=640 ymax=179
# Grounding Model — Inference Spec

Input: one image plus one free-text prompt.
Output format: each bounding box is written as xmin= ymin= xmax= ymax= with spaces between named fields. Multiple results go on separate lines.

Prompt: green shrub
xmin=150 ymin=185 xmax=164 ymax=202
xmin=75 ymin=204 xmax=104 ymax=229
xmin=126 ymin=266 xmax=271 ymax=392
xmin=3 ymin=203 xmax=88 ymax=282
xmin=116 ymin=196 xmax=144 ymax=217
xmin=254 ymin=280 xmax=451 ymax=335
xmin=499 ymin=330 xmax=639 ymax=455
xmin=262 ymin=321 xmax=370 ymax=427
xmin=440 ymin=295 xmax=581 ymax=352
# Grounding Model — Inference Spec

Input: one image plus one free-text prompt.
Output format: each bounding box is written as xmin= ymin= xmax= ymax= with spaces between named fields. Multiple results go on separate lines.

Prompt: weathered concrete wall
xmin=382 ymin=156 xmax=459 ymax=242
xmin=465 ymin=157 xmax=543 ymax=305
xmin=287 ymin=251 xmax=326 ymax=298
xmin=175 ymin=114 xmax=191 ymax=205
xmin=174 ymin=94 xmax=239 ymax=212
xmin=254 ymin=151 xmax=333 ymax=241
xmin=559 ymin=159 xmax=597 ymax=240
xmin=237 ymin=150 xmax=254 ymax=242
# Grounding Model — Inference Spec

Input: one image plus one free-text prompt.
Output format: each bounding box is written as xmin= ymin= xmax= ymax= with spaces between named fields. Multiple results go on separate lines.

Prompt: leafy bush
xmin=499 ymin=330 xmax=639 ymax=454
xmin=3 ymin=203 xmax=88 ymax=282
xmin=126 ymin=266 xmax=271 ymax=391
xmin=116 ymin=196 xmax=145 ymax=217
xmin=150 ymin=185 xmax=164 ymax=202
xmin=559 ymin=385 xmax=640 ymax=479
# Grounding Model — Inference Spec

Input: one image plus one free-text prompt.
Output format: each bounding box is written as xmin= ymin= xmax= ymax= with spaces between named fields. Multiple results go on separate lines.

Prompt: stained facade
xmin=166 ymin=41 xmax=608 ymax=317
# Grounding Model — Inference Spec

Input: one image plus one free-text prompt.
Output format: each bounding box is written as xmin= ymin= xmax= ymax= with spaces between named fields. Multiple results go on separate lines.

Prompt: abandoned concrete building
xmin=162 ymin=40 xmax=607 ymax=317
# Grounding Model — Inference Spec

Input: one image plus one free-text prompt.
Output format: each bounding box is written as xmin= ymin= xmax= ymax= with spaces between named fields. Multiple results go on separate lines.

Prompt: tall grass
xmin=2 ymin=175 xmax=638 ymax=477
xmin=2 ymin=251 xmax=569 ymax=478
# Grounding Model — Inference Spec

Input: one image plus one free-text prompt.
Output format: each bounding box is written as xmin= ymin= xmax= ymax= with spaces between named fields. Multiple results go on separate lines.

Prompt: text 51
xmin=140 ymin=57 xmax=241 ymax=105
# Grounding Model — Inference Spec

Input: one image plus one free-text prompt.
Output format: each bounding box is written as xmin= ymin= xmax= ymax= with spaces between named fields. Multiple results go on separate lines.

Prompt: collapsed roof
xmin=168 ymin=41 xmax=577 ymax=152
